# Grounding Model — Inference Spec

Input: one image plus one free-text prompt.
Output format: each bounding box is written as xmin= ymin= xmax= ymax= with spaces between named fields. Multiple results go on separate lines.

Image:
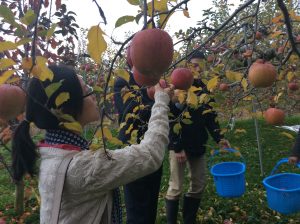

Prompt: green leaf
xmin=46 ymin=23 xmax=57 ymax=38
xmin=16 ymin=38 xmax=31 ymax=46
xmin=127 ymin=0 xmax=140 ymax=5
xmin=20 ymin=9 xmax=36 ymax=25
xmin=0 ymin=41 xmax=18 ymax=52
xmin=182 ymin=119 xmax=193 ymax=125
xmin=55 ymin=92 xmax=70 ymax=107
xmin=0 ymin=58 xmax=16 ymax=70
xmin=87 ymin=25 xmax=107 ymax=64
xmin=45 ymin=80 xmax=63 ymax=98
xmin=0 ymin=5 xmax=16 ymax=25
xmin=115 ymin=16 xmax=135 ymax=28
xmin=173 ymin=123 xmax=182 ymax=135
xmin=135 ymin=13 xmax=143 ymax=24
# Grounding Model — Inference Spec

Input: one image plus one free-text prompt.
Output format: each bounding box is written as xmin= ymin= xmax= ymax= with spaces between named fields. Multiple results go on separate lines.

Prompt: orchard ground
xmin=1 ymin=116 xmax=300 ymax=224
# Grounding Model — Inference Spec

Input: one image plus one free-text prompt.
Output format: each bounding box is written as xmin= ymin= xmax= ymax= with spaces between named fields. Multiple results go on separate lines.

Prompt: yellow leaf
xmin=125 ymin=124 xmax=134 ymax=135
xmin=5 ymin=76 xmax=20 ymax=84
xmin=289 ymin=10 xmax=300 ymax=22
xmin=22 ymin=56 xmax=53 ymax=81
xmin=202 ymin=109 xmax=212 ymax=115
xmin=183 ymin=111 xmax=191 ymax=118
xmin=220 ymin=128 xmax=228 ymax=135
xmin=199 ymin=93 xmax=209 ymax=104
xmin=234 ymin=151 xmax=242 ymax=157
xmin=189 ymin=86 xmax=202 ymax=92
xmin=103 ymin=127 xmax=113 ymax=140
xmin=274 ymin=92 xmax=283 ymax=103
xmin=289 ymin=55 xmax=298 ymax=64
xmin=187 ymin=90 xmax=198 ymax=108
xmin=241 ymin=78 xmax=248 ymax=91
xmin=87 ymin=25 xmax=107 ymax=64
xmin=0 ymin=58 xmax=15 ymax=70
xmin=280 ymin=132 xmax=294 ymax=139
xmin=60 ymin=121 xmax=82 ymax=133
xmin=207 ymin=76 xmax=219 ymax=91
xmin=130 ymin=129 xmax=138 ymax=142
xmin=183 ymin=9 xmax=190 ymax=18
xmin=271 ymin=15 xmax=283 ymax=23
xmin=0 ymin=41 xmax=18 ymax=52
xmin=270 ymin=31 xmax=283 ymax=39
xmin=115 ymin=69 xmax=130 ymax=82
xmin=109 ymin=137 xmax=123 ymax=146
xmin=0 ymin=70 xmax=15 ymax=84
xmin=234 ymin=129 xmax=247 ymax=134
xmin=287 ymin=71 xmax=295 ymax=82
xmin=55 ymin=92 xmax=70 ymax=107
xmin=123 ymin=92 xmax=134 ymax=103
xmin=90 ymin=143 xmax=101 ymax=151
xmin=173 ymin=123 xmax=181 ymax=135
xmin=226 ymin=71 xmax=243 ymax=82
xmin=177 ymin=90 xmax=187 ymax=104
xmin=243 ymin=96 xmax=252 ymax=101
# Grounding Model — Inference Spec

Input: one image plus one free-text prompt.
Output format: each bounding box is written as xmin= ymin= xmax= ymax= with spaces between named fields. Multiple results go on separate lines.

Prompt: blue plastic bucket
xmin=210 ymin=148 xmax=246 ymax=198
xmin=263 ymin=158 xmax=300 ymax=214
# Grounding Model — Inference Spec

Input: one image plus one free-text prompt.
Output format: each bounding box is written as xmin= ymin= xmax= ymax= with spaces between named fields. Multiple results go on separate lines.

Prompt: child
xmin=289 ymin=128 xmax=300 ymax=164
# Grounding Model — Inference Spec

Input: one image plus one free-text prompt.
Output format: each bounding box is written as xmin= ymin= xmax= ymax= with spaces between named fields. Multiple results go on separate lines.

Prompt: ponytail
xmin=12 ymin=120 xmax=37 ymax=182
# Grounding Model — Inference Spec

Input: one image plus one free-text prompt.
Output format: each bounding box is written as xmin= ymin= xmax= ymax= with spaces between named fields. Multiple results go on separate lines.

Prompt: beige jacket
xmin=38 ymin=91 xmax=170 ymax=224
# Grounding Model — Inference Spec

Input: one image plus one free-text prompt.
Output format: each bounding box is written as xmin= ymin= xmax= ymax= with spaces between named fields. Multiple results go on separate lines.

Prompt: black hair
xmin=188 ymin=50 xmax=206 ymax=61
xmin=12 ymin=65 xmax=84 ymax=182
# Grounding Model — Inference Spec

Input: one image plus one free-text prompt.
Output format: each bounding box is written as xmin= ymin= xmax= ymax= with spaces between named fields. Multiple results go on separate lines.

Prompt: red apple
xmin=133 ymin=67 xmax=160 ymax=87
xmin=0 ymin=84 xmax=26 ymax=121
xmin=171 ymin=68 xmax=194 ymax=90
xmin=248 ymin=59 xmax=277 ymax=88
xmin=288 ymin=82 xmax=299 ymax=91
xmin=264 ymin=108 xmax=285 ymax=125
xmin=219 ymin=83 xmax=229 ymax=91
xmin=130 ymin=28 xmax=173 ymax=76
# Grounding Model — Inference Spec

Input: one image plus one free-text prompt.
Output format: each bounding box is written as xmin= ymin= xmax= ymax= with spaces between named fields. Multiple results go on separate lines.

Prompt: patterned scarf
xmin=45 ymin=129 xmax=122 ymax=224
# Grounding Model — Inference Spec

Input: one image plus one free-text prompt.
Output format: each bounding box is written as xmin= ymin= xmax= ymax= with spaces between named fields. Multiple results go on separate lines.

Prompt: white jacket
xmin=38 ymin=91 xmax=170 ymax=224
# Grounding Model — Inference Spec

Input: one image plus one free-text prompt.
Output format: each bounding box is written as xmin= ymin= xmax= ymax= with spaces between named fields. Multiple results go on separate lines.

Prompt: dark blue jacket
xmin=168 ymin=79 xmax=223 ymax=157
xmin=113 ymin=73 xmax=154 ymax=144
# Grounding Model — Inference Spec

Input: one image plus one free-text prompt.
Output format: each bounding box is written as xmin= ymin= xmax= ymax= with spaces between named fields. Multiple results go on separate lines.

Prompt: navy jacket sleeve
xmin=202 ymin=101 xmax=223 ymax=144
xmin=291 ymin=129 xmax=300 ymax=157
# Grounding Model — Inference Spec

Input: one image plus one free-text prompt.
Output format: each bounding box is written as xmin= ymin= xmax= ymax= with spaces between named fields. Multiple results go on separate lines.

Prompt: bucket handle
xmin=209 ymin=148 xmax=245 ymax=169
xmin=270 ymin=158 xmax=300 ymax=176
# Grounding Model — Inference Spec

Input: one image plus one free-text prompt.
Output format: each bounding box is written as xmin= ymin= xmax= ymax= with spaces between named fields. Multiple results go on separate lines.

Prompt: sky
xmin=63 ymin=0 xmax=239 ymax=41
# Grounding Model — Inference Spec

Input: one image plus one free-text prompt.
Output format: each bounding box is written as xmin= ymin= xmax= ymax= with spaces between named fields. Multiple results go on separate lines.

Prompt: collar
xmin=43 ymin=129 xmax=89 ymax=151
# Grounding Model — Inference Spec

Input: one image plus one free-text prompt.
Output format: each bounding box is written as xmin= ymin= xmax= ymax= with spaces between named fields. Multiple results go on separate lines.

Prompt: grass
xmin=1 ymin=116 xmax=300 ymax=223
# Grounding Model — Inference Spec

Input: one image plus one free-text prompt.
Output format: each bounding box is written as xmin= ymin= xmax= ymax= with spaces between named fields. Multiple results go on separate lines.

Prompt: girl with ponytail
xmin=12 ymin=64 xmax=174 ymax=224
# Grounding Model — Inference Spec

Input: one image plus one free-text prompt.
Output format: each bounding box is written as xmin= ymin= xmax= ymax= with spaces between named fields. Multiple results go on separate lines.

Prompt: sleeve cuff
xmin=154 ymin=91 xmax=170 ymax=104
